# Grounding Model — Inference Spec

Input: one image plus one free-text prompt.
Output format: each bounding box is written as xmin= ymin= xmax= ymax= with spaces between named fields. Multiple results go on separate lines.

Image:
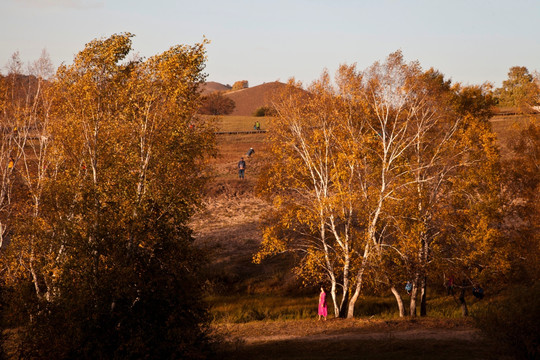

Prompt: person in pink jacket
xmin=318 ymin=286 xmax=328 ymax=321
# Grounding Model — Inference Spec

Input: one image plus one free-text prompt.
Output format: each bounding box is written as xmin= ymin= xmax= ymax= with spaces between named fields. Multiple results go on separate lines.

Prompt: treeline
xmin=0 ymin=33 xmax=216 ymax=358
xmin=256 ymin=52 xmax=539 ymax=320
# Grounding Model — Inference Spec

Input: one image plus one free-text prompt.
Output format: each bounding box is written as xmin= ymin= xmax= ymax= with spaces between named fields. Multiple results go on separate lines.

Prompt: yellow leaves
xmin=253 ymin=226 xmax=287 ymax=264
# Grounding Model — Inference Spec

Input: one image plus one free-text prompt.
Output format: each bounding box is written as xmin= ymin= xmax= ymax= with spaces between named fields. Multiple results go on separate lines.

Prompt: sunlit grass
xmin=208 ymin=293 xmax=486 ymax=323
xmin=203 ymin=115 xmax=273 ymax=132
xmin=208 ymin=295 xmax=315 ymax=323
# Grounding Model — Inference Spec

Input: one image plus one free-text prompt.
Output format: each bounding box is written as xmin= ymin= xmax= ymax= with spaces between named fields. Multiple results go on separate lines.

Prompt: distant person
xmin=255 ymin=121 xmax=261 ymax=130
xmin=446 ymin=275 xmax=455 ymax=295
xmin=318 ymin=286 xmax=328 ymax=321
xmin=472 ymin=285 xmax=484 ymax=299
xmin=247 ymin=147 xmax=255 ymax=157
xmin=238 ymin=157 xmax=246 ymax=179
xmin=405 ymin=281 xmax=412 ymax=295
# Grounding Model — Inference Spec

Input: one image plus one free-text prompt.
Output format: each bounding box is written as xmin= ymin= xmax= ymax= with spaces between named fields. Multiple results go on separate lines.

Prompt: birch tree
xmin=255 ymin=75 xmax=360 ymax=318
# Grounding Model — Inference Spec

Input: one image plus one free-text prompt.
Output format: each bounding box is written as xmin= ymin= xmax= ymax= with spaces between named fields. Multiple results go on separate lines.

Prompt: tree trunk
xmin=347 ymin=251 xmax=369 ymax=318
xmin=347 ymin=279 xmax=361 ymax=318
xmin=390 ymin=286 xmax=405 ymax=317
xmin=339 ymin=251 xmax=350 ymax=318
xmin=347 ymin=268 xmax=365 ymax=319
xmin=459 ymin=287 xmax=468 ymax=317
xmin=409 ymin=276 xmax=419 ymax=317
xmin=330 ymin=279 xmax=339 ymax=318
xmin=338 ymin=290 xmax=349 ymax=318
xmin=420 ymin=275 xmax=427 ymax=316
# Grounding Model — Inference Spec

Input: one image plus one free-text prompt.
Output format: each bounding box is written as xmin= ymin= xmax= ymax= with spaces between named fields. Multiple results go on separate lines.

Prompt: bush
xmin=474 ymin=283 xmax=540 ymax=360
xmin=253 ymin=106 xmax=276 ymax=117
xmin=231 ymin=80 xmax=248 ymax=91
xmin=199 ymin=92 xmax=235 ymax=115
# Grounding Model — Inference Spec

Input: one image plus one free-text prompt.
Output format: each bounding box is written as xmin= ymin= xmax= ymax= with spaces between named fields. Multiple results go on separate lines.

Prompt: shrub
xmin=253 ymin=106 xmax=276 ymax=117
xmin=199 ymin=92 xmax=236 ymax=115
xmin=232 ymin=80 xmax=248 ymax=91
xmin=474 ymin=283 xmax=540 ymax=360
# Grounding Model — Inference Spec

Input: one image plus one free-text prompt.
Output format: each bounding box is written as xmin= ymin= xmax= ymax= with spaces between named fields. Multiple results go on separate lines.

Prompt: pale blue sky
xmin=1 ymin=0 xmax=539 ymax=87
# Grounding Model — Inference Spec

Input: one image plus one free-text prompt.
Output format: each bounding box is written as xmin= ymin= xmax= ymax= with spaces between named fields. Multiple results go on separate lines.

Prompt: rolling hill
xmin=201 ymin=81 xmax=232 ymax=95
xmin=203 ymin=81 xmax=287 ymax=116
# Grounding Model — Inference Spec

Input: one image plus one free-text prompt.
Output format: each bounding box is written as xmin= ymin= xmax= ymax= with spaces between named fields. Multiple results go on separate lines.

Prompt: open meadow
xmin=190 ymin=113 xmax=535 ymax=359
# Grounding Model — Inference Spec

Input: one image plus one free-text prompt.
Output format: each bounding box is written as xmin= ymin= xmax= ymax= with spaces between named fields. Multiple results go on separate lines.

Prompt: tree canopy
xmin=0 ymin=33 xmax=216 ymax=358
xmin=256 ymin=51 xmax=504 ymax=318
xmin=496 ymin=66 xmax=540 ymax=110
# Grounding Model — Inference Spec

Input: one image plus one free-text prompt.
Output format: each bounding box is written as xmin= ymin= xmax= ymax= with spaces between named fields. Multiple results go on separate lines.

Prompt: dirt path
xmin=215 ymin=318 xmax=503 ymax=360
xmin=216 ymin=317 xmax=483 ymax=343
xmin=242 ymin=327 xmax=481 ymax=344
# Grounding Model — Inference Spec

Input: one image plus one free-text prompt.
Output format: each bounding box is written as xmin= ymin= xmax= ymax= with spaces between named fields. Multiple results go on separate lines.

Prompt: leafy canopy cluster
xmin=199 ymin=91 xmax=236 ymax=115
xmin=495 ymin=66 xmax=540 ymax=110
xmin=256 ymin=51 xmax=503 ymax=318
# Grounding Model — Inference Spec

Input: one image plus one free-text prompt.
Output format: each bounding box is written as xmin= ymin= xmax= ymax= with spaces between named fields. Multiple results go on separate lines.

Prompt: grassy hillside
xmin=223 ymin=82 xmax=286 ymax=116
xmin=205 ymin=115 xmax=272 ymax=132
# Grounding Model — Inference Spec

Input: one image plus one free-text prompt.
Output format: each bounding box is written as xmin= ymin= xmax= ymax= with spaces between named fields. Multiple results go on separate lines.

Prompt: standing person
xmin=318 ymin=286 xmax=328 ymax=321
xmin=446 ymin=275 xmax=455 ymax=295
xmin=405 ymin=281 xmax=412 ymax=295
xmin=238 ymin=157 xmax=246 ymax=179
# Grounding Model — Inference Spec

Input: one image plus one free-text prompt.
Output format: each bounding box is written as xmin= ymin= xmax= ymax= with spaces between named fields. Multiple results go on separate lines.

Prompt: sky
xmin=1 ymin=0 xmax=539 ymax=88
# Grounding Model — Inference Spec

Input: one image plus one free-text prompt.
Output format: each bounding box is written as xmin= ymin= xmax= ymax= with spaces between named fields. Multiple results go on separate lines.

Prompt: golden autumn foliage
xmin=0 ymin=33 xmax=216 ymax=358
xmin=256 ymin=51 xmax=506 ymax=318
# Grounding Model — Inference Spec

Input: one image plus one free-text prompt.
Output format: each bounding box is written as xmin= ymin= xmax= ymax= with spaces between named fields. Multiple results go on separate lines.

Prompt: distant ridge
xmin=223 ymin=81 xmax=286 ymax=116
xmin=201 ymin=81 xmax=231 ymax=95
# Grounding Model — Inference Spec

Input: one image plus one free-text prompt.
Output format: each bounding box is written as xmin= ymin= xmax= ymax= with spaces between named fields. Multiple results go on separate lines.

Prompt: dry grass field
xmin=223 ymin=82 xmax=286 ymax=116
xmin=204 ymin=115 xmax=272 ymax=133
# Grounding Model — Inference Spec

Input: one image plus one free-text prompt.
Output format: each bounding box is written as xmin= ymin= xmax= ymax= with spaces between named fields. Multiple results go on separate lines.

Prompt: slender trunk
xmin=347 ymin=248 xmax=369 ymax=318
xmin=390 ymin=286 xmax=405 ymax=317
xmin=409 ymin=275 xmax=419 ymax=317
xmin=419 ymin=230 xmax=429 ymax=317
xmin=29 ymin=243 xmax=44 ymax=301
xmin=347 ymin=269 xmax=363 ymax=319
xmin=330 ymin=277 xmax=339 ymax=318
xmin=459 ymin=287 xmax=468 ymax=317
xmin=338 ymin=290 xmax=349 ymax=318
xmin=338 ymin=253 xmax=350 ymax=318
xmin=420 ymin=275 xmax=427 ymax=316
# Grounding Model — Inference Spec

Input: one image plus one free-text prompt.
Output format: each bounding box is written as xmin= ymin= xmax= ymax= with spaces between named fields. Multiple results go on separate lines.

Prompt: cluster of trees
xmin=231 ymin=80 xmax=248 ymax=91
xmin=256 ymin=51 xmax=538 ymax=318
xmin=199 ymin=91 xmax=236 ymax=115
xmin=495 ymin=66 xmax=540 ymax=110
xmin=0 ymin=33 xmax=216 ymax=358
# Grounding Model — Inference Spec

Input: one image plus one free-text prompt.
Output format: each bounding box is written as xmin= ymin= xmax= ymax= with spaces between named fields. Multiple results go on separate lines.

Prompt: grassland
xmin=208 ymin=294 xmax=487 ymax=324
xmin=204 ymin=115 xmax=272 ymax=132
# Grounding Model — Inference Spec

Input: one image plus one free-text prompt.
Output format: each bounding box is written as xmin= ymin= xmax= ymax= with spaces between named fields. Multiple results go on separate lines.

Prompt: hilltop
xmin=201 ymin=81 xmax=232 ymax=94
xmin=203 ymin=81 xmax=287 ymax=116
